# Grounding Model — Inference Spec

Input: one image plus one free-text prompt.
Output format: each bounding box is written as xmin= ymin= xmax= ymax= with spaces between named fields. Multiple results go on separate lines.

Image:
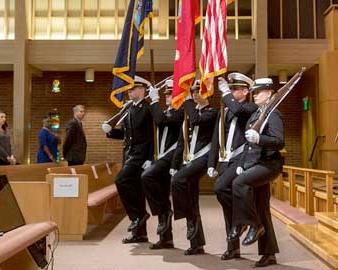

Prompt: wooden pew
xmin=10 ymin=182 xmax=51 ymax=223
xmin=0 ymin=179 xmax=57 ymax=270
xmin=46 ymin=174 xmax=88 ymax=241
xmin=91 ymin=163 xmax=123 ymax=213
xmin=0 ymin=222 xmax=57 ymax=270
xmin=46 ymin=162 xmax=123 ymax=239
xmin=47 ymin=165 xmax=72 ymax=174
xmin=0 ymin=162 xmax=67 ymax=182
xmin=70 ymin=164 xmax=121 ymax=224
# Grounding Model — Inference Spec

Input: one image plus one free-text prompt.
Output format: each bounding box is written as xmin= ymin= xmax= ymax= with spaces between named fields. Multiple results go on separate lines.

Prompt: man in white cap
xmin=141 ymin=79 xmax=184 ymax=250
xmin=231 ymin=77 xmax=283 ymax=267
xmin=207 ymin=72 xmax=258 ymax=260
xmin=102 ymin=76 xmax=154 ymax=244
xmin=170 ymin=81 xmax=218 ymax=255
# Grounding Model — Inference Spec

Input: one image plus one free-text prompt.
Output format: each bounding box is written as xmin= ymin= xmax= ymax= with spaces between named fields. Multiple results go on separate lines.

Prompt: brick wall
xmin=0 ymin=71 xmax=13 ymax=142
xmin=0 ymin=71 xmax=302 ymax=166
xmin=277 ymin=82 xmax=303 ymax=166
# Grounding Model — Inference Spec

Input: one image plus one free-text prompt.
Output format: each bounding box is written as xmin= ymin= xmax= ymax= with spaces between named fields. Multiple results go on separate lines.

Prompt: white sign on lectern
xmin=53 ymin=177 xmax=79 ymax=198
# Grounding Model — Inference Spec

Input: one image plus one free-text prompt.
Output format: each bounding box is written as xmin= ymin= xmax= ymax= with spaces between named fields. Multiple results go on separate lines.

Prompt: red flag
xmin=172 ymin=0 xmax=200 ymax=109
xmin=199 ymin=0 xmax=228 ymax=98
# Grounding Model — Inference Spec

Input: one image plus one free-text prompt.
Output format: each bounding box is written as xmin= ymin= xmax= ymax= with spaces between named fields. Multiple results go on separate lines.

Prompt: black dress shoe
xmin=221 ymin=249 xmax=240 ymax=260
xmin=157 ymin=210 xmax=173 ymax=235
xmin=228 ymin=225 xmax=248 ymax=241
xmin=186 ymin=218 xmax=199 ymax=240
xmin=255 ymin=255 xmax=277 ymax=267
xmin=184 ymin=246 xmax=205 ymax=256
xmin=149 ymin=240 xmax=174 ymax=250
xmin=242 ymin=225 xmax=265 ymax=246
xmin=127 ymin=220 xmax=138 ymax=232
xmin=122 ymin=234 xmax=148 ymax=244
xmin=128 ymin=213 xmax=150 ymax=233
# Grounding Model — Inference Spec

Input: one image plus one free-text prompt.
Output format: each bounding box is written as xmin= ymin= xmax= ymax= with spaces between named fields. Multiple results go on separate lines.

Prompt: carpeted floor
xmin=53 ymin=196 xmax=330 ymax=270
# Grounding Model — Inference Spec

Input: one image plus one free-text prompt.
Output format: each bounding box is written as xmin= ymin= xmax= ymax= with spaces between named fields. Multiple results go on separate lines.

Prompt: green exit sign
xmin=303 ymin=97 xmax=309 ymax=111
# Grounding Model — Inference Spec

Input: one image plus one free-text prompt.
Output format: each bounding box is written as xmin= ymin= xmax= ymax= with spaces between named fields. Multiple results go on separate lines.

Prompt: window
xmin=31 ymin=0 xmax=254 ymax=40
xmin=0 ymin=0 xmax=14 ymax=40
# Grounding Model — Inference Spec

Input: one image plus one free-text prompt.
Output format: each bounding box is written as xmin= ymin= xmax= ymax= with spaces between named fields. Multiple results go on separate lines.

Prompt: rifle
xmin=104 ymin=75 xmax=173 ymax=129
xmin=252 ymin=67 xmax=306 ymax=133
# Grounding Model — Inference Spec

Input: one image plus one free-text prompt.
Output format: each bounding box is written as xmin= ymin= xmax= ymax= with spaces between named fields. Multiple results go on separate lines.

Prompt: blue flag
xmin=110 ymin=0 xmax=153 ymax=108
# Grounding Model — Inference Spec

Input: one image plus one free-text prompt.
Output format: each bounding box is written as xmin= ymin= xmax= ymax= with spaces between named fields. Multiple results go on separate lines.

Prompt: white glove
xmin=207 ymin=167 xmax=218 ymax=178
xmin=245 ymin=129 xmax=260 ymax=144
xmin=236 ymin=167 xmax=244 ymax=175
xmin=142 ymin=160 xmax=152 ymax=170
xmin=8 ymin=155 xmax=16 ymax=165
xmin=169 ymin=168 xmax=178 ymax=176
xmin=218 ymin=77 xmax=231 ymax=96
xmin=148 ymin=86 xmax=159 ymax=103
xmin=101 ymin=122 xmax=112 ymax=133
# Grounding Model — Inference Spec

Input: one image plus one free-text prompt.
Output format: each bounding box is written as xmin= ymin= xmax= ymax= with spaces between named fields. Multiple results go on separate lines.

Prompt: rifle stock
xmin=106 ymin=100 xmax=133 ymax=128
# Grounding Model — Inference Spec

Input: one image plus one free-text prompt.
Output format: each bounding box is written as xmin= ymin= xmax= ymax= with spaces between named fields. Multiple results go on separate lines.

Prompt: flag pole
xmin=149 ymin=14 xmax=158 ymax=160
xmin=217 ymin=76 xmax=226 ymax=160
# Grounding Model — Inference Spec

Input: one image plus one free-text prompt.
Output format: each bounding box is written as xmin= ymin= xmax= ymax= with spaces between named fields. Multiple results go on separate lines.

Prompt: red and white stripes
xmin=199 ymin=0 xmax=228 ymax=98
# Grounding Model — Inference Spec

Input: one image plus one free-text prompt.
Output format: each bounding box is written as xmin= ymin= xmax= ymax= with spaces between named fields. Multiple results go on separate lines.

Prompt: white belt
xmin=219 ymin=108 xmax=242 ymax=162
xmin=219 ymin=144 xmax=245 ymax=162
xmin=184 ymin=143 xmax=211 ymax=164
xmin=158 ymin=142 xmax=178 ymax=159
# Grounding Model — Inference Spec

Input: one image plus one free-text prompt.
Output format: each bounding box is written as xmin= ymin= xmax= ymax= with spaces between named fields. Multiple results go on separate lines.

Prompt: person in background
xmin=36 ymin=117 xmax=60 ymax=163
xmin=0 ymin=110 xmax=16 ymax=165
xmin=63 ymin=105 xmax=87 ymax=166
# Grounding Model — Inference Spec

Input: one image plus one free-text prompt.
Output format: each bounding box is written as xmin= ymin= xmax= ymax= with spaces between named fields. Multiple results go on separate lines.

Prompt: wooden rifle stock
xmin=251 ymin=67 xmax=305 ymax=133
xmin=106 ymin=100 xmax=133 ymax=128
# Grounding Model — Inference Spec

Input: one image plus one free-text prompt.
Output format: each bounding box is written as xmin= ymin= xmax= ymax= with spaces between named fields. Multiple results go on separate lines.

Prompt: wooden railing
xmin=272 ymin=166 xmax=336 ymax=215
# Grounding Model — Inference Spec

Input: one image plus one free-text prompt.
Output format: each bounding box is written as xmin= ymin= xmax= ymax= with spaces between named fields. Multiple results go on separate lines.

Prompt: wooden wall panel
xmin=268 ymin=0 xmax=280 ymax=38
xmin=282 ymin=0 xmax=297 ymax=38
xmin=316 ymin=0 xmax=330 ymax=38
xmin=300 ymin=0 xmax=314 ymax=38
xmin=268 ymin=39 xmax=327 ymax=64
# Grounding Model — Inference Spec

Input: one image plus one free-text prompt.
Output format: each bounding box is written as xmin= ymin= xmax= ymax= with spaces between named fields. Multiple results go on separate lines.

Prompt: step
xmin=288 ymin=224 xmax=338 ymax=269
xmin=315 ymin=212 xmax=338 ymax=234
xmin=270 ymin=197 xmax=317 ymax=225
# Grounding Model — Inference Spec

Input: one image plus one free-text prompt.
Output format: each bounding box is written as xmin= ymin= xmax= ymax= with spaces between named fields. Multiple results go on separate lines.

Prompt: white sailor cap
xmin=250 ymin=78 xmax=274 ymax=93
xmin=191 ymin=79 xmax=200 ymax=92
xmin=227 ymin=72 xmax=254 ymax=89
xmin=132 ymin=75 xmax=152 ymax=89
xmin=163 ymin=79 xmax=173 ymax=94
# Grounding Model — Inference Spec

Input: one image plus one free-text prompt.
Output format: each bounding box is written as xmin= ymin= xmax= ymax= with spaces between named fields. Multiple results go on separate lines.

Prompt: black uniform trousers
xmin=141 ymin=159 xmax=173 ymax=242
xmin=171 ymin=156 xmax=207 ymax=248
xmin=214 ymin=160 xmax=240 ymax=251
xmin=115 ymin=163 xmax=147 ymax=236
xmin=214 ymin=160 xmax=277 ymax=253
xmin=232 ymin=161 xmax=281 ymax=255
xmin=67 ymin=160 xmax=84 ymax=166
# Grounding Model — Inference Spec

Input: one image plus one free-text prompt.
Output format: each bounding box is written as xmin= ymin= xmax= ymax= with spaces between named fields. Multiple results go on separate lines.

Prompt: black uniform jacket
xmin=208 ymin=94 xmax=257 ymax=168
xmin=63 ymin=118 xmax=87 ymax=164
xmin=150 ymin=102 xmax=184 ymax=162
xmin=171 ymin=99 xmax=218 ymax=170
xmin=107 ymin=99 xmax=154 ymax=167
xmin=242 ymin=109 xmax=284 ymax=170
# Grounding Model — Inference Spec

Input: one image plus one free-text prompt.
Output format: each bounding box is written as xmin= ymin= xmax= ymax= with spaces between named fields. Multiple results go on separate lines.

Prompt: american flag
xmin=199 ymin=0 xmax=230 ymax=98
